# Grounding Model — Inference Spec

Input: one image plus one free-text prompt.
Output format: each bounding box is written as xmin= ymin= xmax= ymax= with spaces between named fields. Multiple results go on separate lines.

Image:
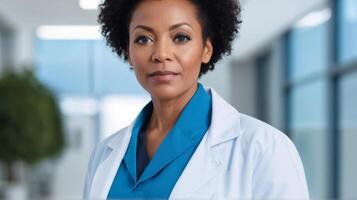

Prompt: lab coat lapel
xmin=89 ymin=124 xmax=133 ymax=198
xmin=170 ymin=88 xmax=242 ymax=199
xmin=169 ymin=132 xmax=220 ymax=199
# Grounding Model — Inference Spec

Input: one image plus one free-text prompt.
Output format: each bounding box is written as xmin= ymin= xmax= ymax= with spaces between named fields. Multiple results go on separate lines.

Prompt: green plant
xmin=0 ymin=69 xmax=65 ymax=182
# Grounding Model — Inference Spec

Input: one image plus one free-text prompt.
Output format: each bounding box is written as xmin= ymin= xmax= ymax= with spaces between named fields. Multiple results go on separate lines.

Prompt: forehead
xmin=129 ymin=0 xmax=201 ymax=31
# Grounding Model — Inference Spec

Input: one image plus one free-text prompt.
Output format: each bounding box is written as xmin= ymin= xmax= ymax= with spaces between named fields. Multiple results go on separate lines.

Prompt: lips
xmin=148 ymin=70 xmax=179 ymax=77
xmin=148 ymin=70 xmax=179 ymax=82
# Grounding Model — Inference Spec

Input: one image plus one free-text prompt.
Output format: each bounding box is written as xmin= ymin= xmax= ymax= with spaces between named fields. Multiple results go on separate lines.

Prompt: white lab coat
xmin=83 ymin=86 xmax=309 ymax=199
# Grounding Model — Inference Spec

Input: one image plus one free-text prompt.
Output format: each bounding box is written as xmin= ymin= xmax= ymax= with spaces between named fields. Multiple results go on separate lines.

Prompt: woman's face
xmin=127 ymin=0 xmax=213 ymax=101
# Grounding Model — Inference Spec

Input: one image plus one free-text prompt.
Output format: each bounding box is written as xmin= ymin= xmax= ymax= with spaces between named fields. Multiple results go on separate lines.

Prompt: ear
xmin=125 ymin=47 xmax=133 ymax=66
xmin=202 ymin=38 xmax=213 ymax=64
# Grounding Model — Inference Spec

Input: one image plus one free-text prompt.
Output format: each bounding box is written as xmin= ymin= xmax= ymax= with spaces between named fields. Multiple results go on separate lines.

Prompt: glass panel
xmin=339 ymin=71 xmax=357 ymax=199
xmin=34 ymin=39 xmax=92 ymax=95
xmin=34 ymin=39 xmax=145 ymax=95
xmin=92 ymin=41 xmax=145 ymax=95
xmin=289 ymin=80 xmax=329 ymax=198
xmin=338 ymin=0 xmax=357 ymax=64
xmin=289 ymin=22 xmax=329 ymax=81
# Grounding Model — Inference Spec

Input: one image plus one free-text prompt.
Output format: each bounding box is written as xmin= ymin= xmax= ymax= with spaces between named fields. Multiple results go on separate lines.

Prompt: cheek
xmin=128 ymin=49 xmax=150 ymax=89
xmin=130 ymin=45 xmax=146 ymax=63
xmin=177 ymin=44 xmax=203 ymax=75
xmin=129 ymin=47 xmax=150 ymax=72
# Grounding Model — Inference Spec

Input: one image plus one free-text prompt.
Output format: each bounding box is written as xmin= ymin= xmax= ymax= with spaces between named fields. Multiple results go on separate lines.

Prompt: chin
xmin=147 ymin=85 xmax=183 ymax=101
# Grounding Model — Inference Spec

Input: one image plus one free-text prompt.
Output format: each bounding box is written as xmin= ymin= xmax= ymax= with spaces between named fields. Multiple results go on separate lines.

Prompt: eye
xmin=174 ymin=33 xmax=191 ymax=43
xmin=134 ymin=36 xmax=153 ymax=45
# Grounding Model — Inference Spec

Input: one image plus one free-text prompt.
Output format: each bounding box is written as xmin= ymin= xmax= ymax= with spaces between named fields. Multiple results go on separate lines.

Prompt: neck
xmin=148 ymin=83 xmax=198 ymax=135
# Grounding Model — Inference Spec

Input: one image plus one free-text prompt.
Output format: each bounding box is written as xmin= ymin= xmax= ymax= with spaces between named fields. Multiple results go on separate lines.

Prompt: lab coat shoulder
xmin=237 ymin=113 xmax=309 ymax=199
xmin=238 ymin=112 xmax=291 ymax=154
xmin=82 ymin=126 xmax=130 ymax=199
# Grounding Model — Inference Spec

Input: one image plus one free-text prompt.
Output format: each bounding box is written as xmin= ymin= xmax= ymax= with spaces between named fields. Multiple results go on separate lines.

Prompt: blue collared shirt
xmin=107 ymin=83 xmax=212 ymax=199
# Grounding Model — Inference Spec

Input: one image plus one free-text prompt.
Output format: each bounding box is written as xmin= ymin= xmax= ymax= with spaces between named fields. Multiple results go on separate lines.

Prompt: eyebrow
xmin=131 ymin=22 xmax=193 ymax=33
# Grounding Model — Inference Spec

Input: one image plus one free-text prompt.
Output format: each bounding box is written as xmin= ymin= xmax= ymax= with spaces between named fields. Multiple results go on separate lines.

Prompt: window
xmin=34 ymin=38 xmax=149 ymax=141
xmin=34 ymin=39 xmax=145 ymax=95
xmin=35 ymin=40 xmax=92 ymax=94
xmin=285 ymin=1 xmax=357 ymax=198
xmin=338 ymin=0 xmax=357 ymax=64
xmin=289 ymin=22 xmax=329 ymax=81
xmin=286 ymin=17 xmax=331 ymax=199
xmin=289 ymin=80 xmax=329 ymax=198
xmin=339 ymin=71 xmax=357 ymax=199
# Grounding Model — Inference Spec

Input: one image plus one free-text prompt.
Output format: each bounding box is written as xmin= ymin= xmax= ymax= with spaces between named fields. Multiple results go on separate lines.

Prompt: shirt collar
xmin=123 ymin=82 xmax=212 ymax=183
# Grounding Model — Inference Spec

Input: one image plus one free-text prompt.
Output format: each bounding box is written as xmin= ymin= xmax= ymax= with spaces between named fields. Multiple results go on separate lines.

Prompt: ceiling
xmin=0 ymin=0 xmax=98 ymax=28
xmin=0 ymin=0 xmax=327 ymax=61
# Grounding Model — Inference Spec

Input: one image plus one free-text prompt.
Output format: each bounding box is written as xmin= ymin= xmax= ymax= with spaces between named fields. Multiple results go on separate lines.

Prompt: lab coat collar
xmin=95 ymin=85 xmax=242 ymax=198
xmin=167 ymin=87 xmax=242 ymax=198
xmin=205 ymin=86 xmax=241 ymax=147
xmin=123 ymin=83 xmax=212 ymax=183
xmin=106 ymin=85 xmax=241 ymax=150
xmin=122 ymin=101 xmax=152 ymax=182
xmin=88 ymin=129 xmax=131 ymax=198
xmin=137 ymin=83 xmax=212 ymax=183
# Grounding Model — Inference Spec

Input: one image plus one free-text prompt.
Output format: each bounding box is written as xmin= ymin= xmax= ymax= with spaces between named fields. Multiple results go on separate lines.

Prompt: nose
xmin=151 ymin=38 xmax=173 ymax=63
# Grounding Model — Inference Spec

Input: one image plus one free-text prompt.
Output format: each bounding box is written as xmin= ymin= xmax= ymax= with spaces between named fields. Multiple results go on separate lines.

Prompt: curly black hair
xmin=98 ymin=0 xmax=242 ymax=77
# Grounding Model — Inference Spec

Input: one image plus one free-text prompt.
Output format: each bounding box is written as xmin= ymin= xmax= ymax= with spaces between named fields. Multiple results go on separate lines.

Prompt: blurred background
xmin=0 ymin=0 xmax=356 ymax=199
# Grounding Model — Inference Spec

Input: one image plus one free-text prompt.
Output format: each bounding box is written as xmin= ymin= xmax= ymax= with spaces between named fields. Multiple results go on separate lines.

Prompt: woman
xmin=83 ymin=0 xmax=309 ymax=199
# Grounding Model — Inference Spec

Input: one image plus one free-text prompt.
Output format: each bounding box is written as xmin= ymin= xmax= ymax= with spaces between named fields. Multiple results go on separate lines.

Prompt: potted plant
xmin=0 ymin=68 xmax=65 ymax=199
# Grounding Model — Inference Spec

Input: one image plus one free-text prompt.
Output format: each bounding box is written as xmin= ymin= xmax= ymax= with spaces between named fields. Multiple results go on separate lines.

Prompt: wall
xmin=265 ymin=39 xmax=285 ymax=130
xmin=200 ymin=58 xmax=234 ymax=104
xmin=230 ymin=59 xmax=258 ymax=117
xmin=0 ymin=14 xmax=32 ymax=72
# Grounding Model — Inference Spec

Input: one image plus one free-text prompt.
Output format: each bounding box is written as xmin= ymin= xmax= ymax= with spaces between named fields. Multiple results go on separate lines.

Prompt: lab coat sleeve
xmin=252 ymin=133 xmax=309 ymax=199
